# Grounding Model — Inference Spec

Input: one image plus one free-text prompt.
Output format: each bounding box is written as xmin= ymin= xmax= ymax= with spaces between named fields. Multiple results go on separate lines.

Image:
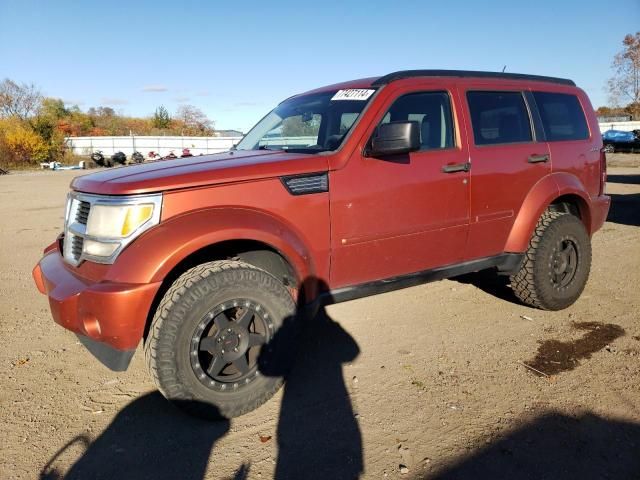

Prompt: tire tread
xmin=144 ymin=260 xmax=292 ymax=419
xmin=510 ymin=210 xmax=592 ymax=310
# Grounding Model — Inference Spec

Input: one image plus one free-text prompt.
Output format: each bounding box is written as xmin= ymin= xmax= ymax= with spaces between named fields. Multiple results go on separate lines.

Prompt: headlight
xmin=86 ymin=204 xmax=156 ymax=238
xmin=63 ymin=192 xmax=162 ymax=265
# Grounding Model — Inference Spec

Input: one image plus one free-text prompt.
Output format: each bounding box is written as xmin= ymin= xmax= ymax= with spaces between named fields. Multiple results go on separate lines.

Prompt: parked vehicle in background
xmin=90 ymin=150 xmax=105 ymax=167
xmin=33 ymin=70 xmax=610 ymax=420
xmin=132 ymin=151 xmax=145 ymax=164
xmin=110 ymin=151 xmax=127 ymax=166
xmin=602 ymin=129 xmax=640 ymax=153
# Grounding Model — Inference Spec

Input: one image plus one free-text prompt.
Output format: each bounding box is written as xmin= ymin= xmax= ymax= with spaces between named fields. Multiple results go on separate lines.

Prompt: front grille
xmin=63 ymin=196 xmax=92 ymax=265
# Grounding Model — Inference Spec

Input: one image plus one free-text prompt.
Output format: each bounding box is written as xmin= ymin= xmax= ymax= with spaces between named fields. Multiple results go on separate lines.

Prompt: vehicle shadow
xmin=452 ymin=269 xmax=523 ymax=306
xmin=259 ymin=282 xmax=363 ymax=480
xmin=39 ymin=278 xmax=363 ymax=480
xmin=607 ymin=193 xmax=640 ymax=227
xmin=416 ymin=411 xmax=640 ymax=479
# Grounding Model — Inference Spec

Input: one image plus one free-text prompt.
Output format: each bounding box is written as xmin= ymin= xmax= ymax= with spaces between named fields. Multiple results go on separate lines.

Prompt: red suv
xmin=33 ymin=70 xmax=610 ymax=419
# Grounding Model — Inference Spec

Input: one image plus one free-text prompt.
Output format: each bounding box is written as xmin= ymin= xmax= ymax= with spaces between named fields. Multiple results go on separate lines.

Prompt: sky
xmin=1 ymin=0 xmax=638 ymax=133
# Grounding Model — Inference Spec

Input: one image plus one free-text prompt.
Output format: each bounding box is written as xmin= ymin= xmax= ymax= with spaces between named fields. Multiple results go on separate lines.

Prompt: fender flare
xmin=104 ymin=207 xmax=317 ymax=285
xmin=504 ymin=173 xmax=591 ymax=253
xmin=553 ymin=172 xmax=592 ymax=232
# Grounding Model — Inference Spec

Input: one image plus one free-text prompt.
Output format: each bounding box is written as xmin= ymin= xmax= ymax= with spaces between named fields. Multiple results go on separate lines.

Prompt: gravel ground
xmin=1 ymin=155 xmax=639 ymax=480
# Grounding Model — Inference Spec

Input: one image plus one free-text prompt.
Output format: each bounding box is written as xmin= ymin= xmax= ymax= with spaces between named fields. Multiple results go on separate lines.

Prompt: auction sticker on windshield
xmin=331 ymin=89 xmax=375 ymax=101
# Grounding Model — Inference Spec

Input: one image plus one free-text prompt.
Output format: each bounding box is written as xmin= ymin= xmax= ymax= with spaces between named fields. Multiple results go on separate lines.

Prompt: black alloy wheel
xmin=190 ymin=300 xmax=272 ymax=392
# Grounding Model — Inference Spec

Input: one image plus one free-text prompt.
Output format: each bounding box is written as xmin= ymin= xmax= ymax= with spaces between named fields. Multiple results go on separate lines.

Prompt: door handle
xmin=528 ymin=154 xmax=550 ymax=163
xmin=442 ymin=162 xmax=471 ymax=173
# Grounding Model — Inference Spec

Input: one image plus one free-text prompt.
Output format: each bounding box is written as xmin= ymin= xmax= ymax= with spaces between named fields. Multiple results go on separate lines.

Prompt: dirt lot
xmin=1 ymin=155 xmax=639 ymax=480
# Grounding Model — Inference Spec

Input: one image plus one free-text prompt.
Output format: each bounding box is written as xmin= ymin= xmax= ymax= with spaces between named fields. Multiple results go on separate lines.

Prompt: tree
xmin=608 ymin=32 xmax=640 ymax=119
xmin=39 ymin=98 xmax=68 ymax=120
xmin=152 ymin=105 xmax=172 ymax=129
xmin=0 ymin=118 xmax=49 ymax=164
xmin=175 ymin=104 xmax=213 ymax=135
xmin=87 ymin=106 xmax=115 ymax=117
xmin=0 ymin=79 xmax=42 ymax=120
xmin=87 ymin=106 xmax=127 ymax=135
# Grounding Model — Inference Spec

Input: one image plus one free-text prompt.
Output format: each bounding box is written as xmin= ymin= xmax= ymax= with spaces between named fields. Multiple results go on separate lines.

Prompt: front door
xmin=330 ymin=86 xmax=470 ymax=288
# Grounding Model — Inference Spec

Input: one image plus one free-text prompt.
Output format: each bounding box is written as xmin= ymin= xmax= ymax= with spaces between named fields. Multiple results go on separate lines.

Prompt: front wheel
xmin=510 ymin=211 xmax=591 ymax=310
xmin=144 ymin=260 xmax=296 ymax=420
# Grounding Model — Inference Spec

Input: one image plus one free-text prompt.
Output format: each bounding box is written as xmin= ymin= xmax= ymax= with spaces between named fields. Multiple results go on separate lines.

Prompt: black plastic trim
xmin=281 ymin=172 xmax=329 ymax=195
xmin=320 ymin=253 xmax=525 ymax=305
xmin=523 ymin=91 xmax=547 ymax=142
xmin=372 ymin=70 xmax=575 ymax=87
xmin=76 ymin=334 xmax=136 ymax=372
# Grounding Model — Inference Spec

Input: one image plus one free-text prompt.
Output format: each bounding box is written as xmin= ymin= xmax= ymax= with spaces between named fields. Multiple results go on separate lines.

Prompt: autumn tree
xmin=608 ymin=32 xmax=640 ymax=119
xmin=0 ymin=79 xmax=42 ymax=121
xmin=87 ymin=106 xmax=131 ymax=135
xmin=175 ymin=104 xmax=213 ymax=135
xmin=0 ymin=81 xmax=55 ymax=166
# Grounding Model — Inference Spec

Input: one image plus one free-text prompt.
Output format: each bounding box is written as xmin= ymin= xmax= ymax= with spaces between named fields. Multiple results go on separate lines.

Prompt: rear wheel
xmin=510 ymin=210 xmax=591 ymax=310
xmin=144 ymin=260 xmax=296 ymax=420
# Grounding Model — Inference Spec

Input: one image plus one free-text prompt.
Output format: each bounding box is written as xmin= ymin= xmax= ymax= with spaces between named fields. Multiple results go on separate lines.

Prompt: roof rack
xmin=372 ymin=70 xmax=576 ymax=87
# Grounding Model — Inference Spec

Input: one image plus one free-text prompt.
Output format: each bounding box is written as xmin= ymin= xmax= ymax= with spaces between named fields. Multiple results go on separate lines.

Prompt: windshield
xmin=234 ymin=88 xmax=376 ymax=153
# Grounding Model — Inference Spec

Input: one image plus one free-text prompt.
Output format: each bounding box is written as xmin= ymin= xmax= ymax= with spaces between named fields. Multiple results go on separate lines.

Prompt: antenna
xmin=502 ymin=65 xmax=507 ymax=72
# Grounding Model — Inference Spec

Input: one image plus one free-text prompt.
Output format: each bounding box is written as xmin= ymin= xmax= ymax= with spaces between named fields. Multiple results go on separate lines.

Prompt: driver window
xmin=380 ymin=92 xmax=454 ymax=150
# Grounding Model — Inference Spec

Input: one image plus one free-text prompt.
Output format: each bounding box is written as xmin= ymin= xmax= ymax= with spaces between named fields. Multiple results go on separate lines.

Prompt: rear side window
xmin=380 ymin=92 xmax=454 ymax=150
xmin=467 ymin=91 xmax=532 ymax=145
xmin=533 ymin=92 xmax=589 ymax=141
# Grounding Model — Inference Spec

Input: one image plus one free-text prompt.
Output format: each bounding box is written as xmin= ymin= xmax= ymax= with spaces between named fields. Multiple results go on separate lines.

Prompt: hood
xmin=71 ymin=150 xmax=329 ymax=195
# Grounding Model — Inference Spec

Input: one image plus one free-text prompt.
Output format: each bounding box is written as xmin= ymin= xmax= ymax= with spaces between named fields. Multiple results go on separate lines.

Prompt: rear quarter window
xmin=467 ymin=91 xmax=532 ymax=145
xmin=532 ymin=92 xmax=589 ymax=141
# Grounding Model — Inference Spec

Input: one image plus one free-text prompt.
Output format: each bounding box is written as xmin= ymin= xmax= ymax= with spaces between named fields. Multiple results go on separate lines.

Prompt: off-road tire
xmin=510 ymin=211 xmax=591 ymax=310
xmin=144 ymin=260 xmax=296 ymax=420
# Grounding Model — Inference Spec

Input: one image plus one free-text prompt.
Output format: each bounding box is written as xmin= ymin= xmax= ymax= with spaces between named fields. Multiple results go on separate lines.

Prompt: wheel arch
xmin=141 ymin=238 xmax=302 ymax=342
xmin=108 ymin=207 xmax=319 ymax=285
xmin=504 ymin=173 xmax=592 ymax=253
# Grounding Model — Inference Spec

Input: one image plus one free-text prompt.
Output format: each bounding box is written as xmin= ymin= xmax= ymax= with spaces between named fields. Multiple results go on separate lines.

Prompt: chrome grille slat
xmin=75 ymin=201 xmax=90 ymax=225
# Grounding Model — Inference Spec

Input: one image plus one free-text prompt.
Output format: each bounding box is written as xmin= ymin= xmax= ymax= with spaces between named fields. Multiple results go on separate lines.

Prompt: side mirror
xmin=368 ymin=121 xmax=421 ymax=157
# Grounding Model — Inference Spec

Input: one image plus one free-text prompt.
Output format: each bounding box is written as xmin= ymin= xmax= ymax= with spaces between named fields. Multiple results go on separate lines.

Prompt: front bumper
xmin=32 ymin=245 xmax=161 ymax=371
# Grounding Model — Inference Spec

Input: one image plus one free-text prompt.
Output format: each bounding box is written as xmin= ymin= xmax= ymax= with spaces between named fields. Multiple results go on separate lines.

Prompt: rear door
xmin=462 ymin=87 xmax=551 ymax=259
xmin=530 ymin=90 xmax=596 ymax=194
